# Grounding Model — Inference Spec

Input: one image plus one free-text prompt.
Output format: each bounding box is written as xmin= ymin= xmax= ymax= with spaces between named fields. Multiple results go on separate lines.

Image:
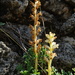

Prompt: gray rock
xmin=62 ymin=36 xmax=75 ymax=46
xmin=41 ymin=0 xmax=71 ymax=19
xmin=61 ymin=13 xmax=75 ymax=34
xmin=64 ymin=0 xmax=75 ymax=7
xmin=0 ymin=0 xmax=29 ymax=24
xmin=42 ymin=11 xmax=60 ymax=29
xmin=0 ymin=41 xmax=20 ymax=75
xmin=53 ymin=42 xmax=75 ymax=70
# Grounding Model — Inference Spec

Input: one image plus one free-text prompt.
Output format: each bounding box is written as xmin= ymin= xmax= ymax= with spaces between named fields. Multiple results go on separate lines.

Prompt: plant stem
xmin=35 ymin=53 xmax=38 ymax=72
xmin=34 ymin=0 xmax=38 ymax=72
xmin=48 ymin=59 xmax=52 ymax=75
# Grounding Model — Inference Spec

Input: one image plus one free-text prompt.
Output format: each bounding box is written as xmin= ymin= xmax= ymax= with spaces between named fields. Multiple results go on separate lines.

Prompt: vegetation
xmin=16 ymin=0 xmax=74 ymax=75
xmin=45 ymin=32 xmax=59 ymax=75
xmin=29 ymin=0 xmax=42 ymax=73
xmin=0 ymin=22 xmax=5 ymax=26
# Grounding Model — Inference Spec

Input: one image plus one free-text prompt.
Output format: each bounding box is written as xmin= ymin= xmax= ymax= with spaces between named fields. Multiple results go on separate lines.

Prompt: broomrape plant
xmin=16 ymin=0 xmax=74 ymax=75
xmin=19 ymin=0 xmax=60 ymax=75
xmin=44 ymin=32 xmax=59 ymax=75
xmin=29 ymin=0 xmax=42 ymax=73
xmin=29 ymin=0 xmax=59 ymax=75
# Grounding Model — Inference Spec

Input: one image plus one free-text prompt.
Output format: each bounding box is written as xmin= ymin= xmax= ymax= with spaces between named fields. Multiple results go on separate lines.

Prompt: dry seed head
xmin=37 ymin=27 xmax=41 ymax=33
xmin=29 ymin=25 xmax=34 ymax=31
xmin=30 ymin=30 xmax=34 ymax=35
xmin=29 ymin=0 xmax=42 ymax=54
xmin=30 ymin=0 xmax=41 ymax=9
xmin=36 ymin=21 xmax=40 ymax=25
xmin=31 ymin=35 xmax=35 ymax=40
xmin=30 ymin=14 xmax=35 ymax=20
xmin=36 ymin=39 xmax=42 ymax=45
xmin=35 ymin=21 xmax=40 ymax=26
xmin=34 ymin=1 xmax=41 ymax=8
xmin=36 ymin=1 xmax=41 ymax=8
xmin=30 ymin=1 xmax=34 ymax=7
xmin=37 ymin=12 xmax=42 ymax=16
xmin=37 ymin=44 xmax=41 ymax=49
xmin=37 ymin=44 xmax=42 ymax=52
xmin=29 ymin=41 xmax=33 ymax=45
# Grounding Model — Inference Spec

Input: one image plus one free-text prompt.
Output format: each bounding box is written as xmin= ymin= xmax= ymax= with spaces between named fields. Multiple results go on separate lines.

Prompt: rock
xmin=0 ymin=41 xmax=20 ymax=75
xmin=41 ymin=0 xmax=71 ymax=19
xmin=64 ymin=0 xmax=75 ymax=7
xmin=61 ymin=13 xmax=75 ymax=34
xmin=0 ymin=0 xmax=29 ymax=24
xmin=53 ymin=42 xmax=75 ymax=70
xmin=42 ymin=11 xmax=60 ymax=30
xmin=0 ymin=22 xmax=44 ymax=50
xmin=0 ymin=22 xmax=30 ymax=50
xmin=62 ymin=36 xmax=75 ymax=46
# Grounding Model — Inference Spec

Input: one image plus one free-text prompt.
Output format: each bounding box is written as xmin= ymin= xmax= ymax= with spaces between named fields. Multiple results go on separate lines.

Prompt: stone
xmin=41 ymin=0 xmax=71 ymax=19
xmin=0 ymin=41 xmax=20 ymax=75
xmin=64 ymin=0 xmax=75 ymax=7
xmin=42 ymin=11 xmax=61 ymax=31
xmin=53 ymin=42 xmax=75 ymax=70
xmin=0 ymin=0 xmax=29 ymax=24
xmin=62 ymin=36 xmax=75 ymax=46
xmin=61 ymin=13 xmax=75 ymax=34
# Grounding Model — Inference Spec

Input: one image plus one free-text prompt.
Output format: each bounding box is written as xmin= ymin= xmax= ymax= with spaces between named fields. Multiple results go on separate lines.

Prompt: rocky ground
xmin=0 ymin=0 xmax=75 ymax=74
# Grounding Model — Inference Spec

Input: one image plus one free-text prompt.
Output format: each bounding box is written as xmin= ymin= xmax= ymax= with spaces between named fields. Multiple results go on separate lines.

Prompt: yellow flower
xmin=45 ymin=32 xmax=59 ymax=51
xmin=45 ymin=32 xmax=57 ymax=43
xmin=50 ymin=53 xmax=57 ymax=59
xmin=51 ymin=42 xmax=59 ymax=50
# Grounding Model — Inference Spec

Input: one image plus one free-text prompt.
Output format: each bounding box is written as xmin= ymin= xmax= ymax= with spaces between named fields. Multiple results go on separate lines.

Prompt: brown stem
xmin=34 ymin=0 xmax=38 ymax=72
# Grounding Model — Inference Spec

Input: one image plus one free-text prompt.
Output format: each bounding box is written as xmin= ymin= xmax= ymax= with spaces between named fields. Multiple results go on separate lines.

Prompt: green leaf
xmin=0 ymin=22 xmax=5 ymax=25
xmin=16 ymin=64 xmax=24 ymax=71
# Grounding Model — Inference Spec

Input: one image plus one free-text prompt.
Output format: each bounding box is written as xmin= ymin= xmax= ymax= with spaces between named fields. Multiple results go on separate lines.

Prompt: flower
xmin=51 ymin=42 xmax=59 ymax=51
xmin=45 ymin=32 xmax=57 ymax=43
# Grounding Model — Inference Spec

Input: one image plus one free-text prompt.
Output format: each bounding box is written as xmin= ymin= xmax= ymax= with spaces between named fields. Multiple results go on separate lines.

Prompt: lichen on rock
xmin=0 ymin=41 xmax=20 ymax=75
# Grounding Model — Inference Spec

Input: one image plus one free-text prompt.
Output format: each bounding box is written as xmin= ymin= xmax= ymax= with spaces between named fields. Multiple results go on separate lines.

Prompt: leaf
xmin=0 ymin=22 xmax=5 ymax=25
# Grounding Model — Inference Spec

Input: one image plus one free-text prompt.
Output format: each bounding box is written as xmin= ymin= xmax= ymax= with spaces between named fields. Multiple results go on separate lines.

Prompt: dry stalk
xmin=29 ymin=0 xmax=42 ymax=72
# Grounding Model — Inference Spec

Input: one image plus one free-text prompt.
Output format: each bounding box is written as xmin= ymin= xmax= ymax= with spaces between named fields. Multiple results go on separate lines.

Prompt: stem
xmin=35 ymin=53 xmax=38 ymax=72
xmin=48 ymin=59 xmax=52 ymax=75
xmin=34 ymin=0 xmax=38 ymax=72
xmin=48 ymin=43 xmax=52 ymax=75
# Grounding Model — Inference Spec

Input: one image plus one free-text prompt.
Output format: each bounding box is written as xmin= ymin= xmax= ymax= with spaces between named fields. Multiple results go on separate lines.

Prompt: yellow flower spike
xmin=45 ymin=32 xmax=59 ymax=75
xmin=46 ymin=32 xmax=57 ymax=43
xmin=45 ymin=34 xmax=50 ymax=39
xmin=49 ymin=32 xmax=55 ymax=37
